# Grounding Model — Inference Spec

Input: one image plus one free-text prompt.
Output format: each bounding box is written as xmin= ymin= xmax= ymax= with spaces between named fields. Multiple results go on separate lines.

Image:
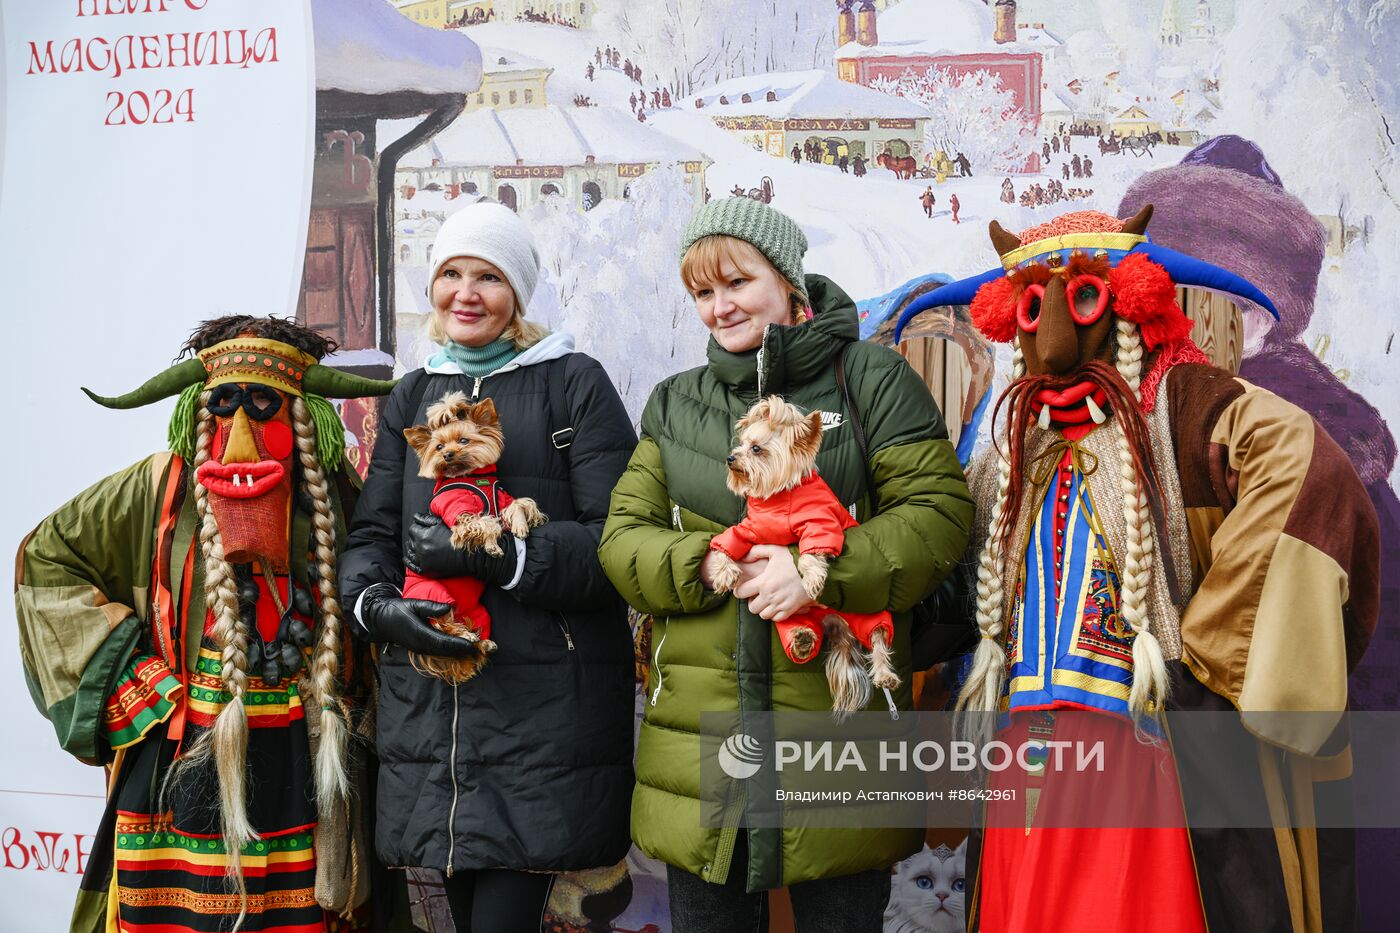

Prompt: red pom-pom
xmin=969 ymin=276 xmax=1018 ymax=343
xmin=1108 ymin=253 xmax=1193 ymax=349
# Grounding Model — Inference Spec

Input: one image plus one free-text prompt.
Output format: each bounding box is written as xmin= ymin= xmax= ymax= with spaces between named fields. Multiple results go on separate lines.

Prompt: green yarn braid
xmin=305 ymin=394 xmax=347 ymax=470
xmin=167 ymin=383 xmax=203 ymax=461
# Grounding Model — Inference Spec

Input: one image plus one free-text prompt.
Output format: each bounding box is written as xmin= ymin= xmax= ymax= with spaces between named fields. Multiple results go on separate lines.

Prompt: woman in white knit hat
xmin=340 ymin=200 xmax=638 ymax=931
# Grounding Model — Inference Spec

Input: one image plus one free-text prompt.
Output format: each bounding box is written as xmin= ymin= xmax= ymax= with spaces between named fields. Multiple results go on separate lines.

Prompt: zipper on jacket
xmin=445 ymin=682 xmax=460 ymax=876
xmin=469 ymin=376 xmax=485 ymax=402
xmin=650 ymin=626 xmax=668 ymax=706
xmin=556 ymin=614 xmax=576 ymax=651
xmin=671 ymin=503 xmax=684 ymax=531
xmin=756 ymin=325 xmax=774 ymax=397
xmin=883 ymin=687 xmax=899 ymax=720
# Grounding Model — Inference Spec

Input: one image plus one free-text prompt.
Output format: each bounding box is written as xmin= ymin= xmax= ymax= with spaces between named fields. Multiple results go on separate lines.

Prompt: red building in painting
xmin=835 ymin=0 xmax=1047 ymax=169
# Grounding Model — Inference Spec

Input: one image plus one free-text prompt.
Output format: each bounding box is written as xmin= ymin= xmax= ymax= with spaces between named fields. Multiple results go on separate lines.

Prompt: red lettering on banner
xmin=2 ymin=828 xmax=29 ymax=870
xmin=191 ymin=30 xmax=218 ymax=65
xmin=31 ymin=4 xmax=275 ymax=124
xmin=106 ymin=87 xmax=197 ymax=125
xmin=175 ymin=87 xmax=196 ymax=121
xmin=26 ymin=42 xmax=56 ymax=75
xmin=1 ymin=828 xmax=93 ymax=874
xmin=139 ymin=34 xmax=161 ymax=69
xmin=85 ymin=36 xmax=111 ymax=72
xmin=30 ymin=832 xmax=71 ymax=872
xmin=74 ymin=832 xmax=92 ymax=876
xmin=165 ymin=30 xmax=190 ymax=67
xmin=250 ymin=27 xmax=278 ymax=66
xmin=78 ymin=1 xmax=198 ymax=15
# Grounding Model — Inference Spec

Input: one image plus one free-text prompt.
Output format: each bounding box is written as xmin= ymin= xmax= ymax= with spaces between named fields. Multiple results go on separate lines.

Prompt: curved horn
xmin=80 ymin=357 xmax=208 ymax=410
xmin=1120 ymin=204 xmax=1153 ymax=237
xmin=302 ymin=364 xmax=398 ymax=399
xmin=894 ymin=266 xmax=1006 ymax=344
xmin=1135 ymin=243 xmax=1280 ymax=319
xmin=988 ymin=219 xmax=1021 ymax=258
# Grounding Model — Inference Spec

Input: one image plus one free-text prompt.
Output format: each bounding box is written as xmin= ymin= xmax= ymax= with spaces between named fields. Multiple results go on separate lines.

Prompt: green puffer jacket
xmin=599 ymin=274 xmax=974 ymax=892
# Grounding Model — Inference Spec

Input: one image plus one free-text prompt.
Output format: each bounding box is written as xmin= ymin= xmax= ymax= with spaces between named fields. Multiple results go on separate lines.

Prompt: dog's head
xmin=726 ymin=396 xmax=823 ymax=499
xmin=403 ymin=392 xmax=505 ymax=479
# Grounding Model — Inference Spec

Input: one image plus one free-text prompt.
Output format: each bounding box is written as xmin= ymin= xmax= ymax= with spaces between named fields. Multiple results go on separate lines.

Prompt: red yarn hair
xmin=969 ymin=250 xmax=1192 ymax=351
xmin=1107 ymin=252 xmax=1193 ymax=349
xmin=969 ymin=276 xmax=1019 ymax=343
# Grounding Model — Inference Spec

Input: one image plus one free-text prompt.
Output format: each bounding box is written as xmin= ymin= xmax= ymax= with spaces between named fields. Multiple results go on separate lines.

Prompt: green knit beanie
xmin=679 ymin=197 xmax=808 ymax=295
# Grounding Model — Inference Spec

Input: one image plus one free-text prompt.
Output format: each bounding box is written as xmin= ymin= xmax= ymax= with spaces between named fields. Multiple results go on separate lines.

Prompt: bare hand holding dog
xmin=733 ymin=544 xmax=813 ymax=622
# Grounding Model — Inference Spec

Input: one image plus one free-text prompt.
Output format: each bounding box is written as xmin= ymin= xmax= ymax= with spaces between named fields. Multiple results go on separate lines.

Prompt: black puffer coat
xmin=340 ymin=341 xmax=637 ymax=873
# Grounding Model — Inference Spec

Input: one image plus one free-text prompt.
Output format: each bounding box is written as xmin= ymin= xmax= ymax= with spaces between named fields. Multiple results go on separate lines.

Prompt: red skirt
xmin=977 ymin=712 xmax=1208 ymax=933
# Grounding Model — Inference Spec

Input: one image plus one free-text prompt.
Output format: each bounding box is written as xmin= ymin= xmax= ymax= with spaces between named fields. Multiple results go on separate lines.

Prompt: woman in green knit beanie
xmin=601 ymin=198 xmax=974 ymax=931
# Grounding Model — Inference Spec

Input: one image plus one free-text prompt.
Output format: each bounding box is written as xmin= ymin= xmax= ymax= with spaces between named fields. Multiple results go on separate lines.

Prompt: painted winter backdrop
xmin=373 ymin=0 xmax=1398 ymax=930
xmin=383 ymin=0 xmax=1397 ymax=464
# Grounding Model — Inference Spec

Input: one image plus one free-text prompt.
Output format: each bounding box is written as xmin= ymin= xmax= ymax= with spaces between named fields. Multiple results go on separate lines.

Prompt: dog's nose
xmin=726 ymin=455 xmax=736 ymax=464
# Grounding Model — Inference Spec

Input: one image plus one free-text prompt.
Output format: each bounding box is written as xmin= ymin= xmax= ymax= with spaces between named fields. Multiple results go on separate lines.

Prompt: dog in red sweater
xmin=709 ymin=396 xmax=897 ymax=718
xmin=402 ymin=391 xmax=546 ymax=683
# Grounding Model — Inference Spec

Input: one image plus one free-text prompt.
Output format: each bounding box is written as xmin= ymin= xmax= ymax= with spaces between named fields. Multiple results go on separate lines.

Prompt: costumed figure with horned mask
xmin=15 ymin=316 xmax=395 ymax=931
xmin=895 ymin=208 xmax=1379 ymax=932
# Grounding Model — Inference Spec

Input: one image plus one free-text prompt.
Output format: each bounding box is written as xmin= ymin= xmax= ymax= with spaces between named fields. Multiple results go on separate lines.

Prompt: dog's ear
xmin=403 ymin=425 xmax=434 ymax=454
xmin=792 ymin=410 xmax=823 ymax=462
xmin=470 ymin=397 xmax=499 ymax=424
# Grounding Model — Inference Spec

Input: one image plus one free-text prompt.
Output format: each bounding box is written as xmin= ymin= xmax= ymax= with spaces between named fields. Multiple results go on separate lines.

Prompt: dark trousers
xmin=443 ymin=868 xmax=554 ymax=933
xmin=667 ymin=835 xmax=890 ymax=933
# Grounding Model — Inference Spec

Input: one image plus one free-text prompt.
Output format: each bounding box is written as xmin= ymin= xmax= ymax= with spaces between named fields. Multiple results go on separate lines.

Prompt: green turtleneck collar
xmin=429 ymin=336 xmax=521 ymax=378
xmin=705 ymin=274 xmax=859 ymax=396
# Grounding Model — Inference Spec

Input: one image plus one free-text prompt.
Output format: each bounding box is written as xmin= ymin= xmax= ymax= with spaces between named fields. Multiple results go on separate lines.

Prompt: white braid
xmin=1115 ymin=318 xmax=1144 ymax=398
xmin=170 ymin=396 xmax=254 ymax=927
xmin=291 ymin=397 xmax=351 ymax=813
xmin=1113 ymin=322 xmax=1168 ymax=717
xmin=956 ymin=342 xmax=1026 ymax=715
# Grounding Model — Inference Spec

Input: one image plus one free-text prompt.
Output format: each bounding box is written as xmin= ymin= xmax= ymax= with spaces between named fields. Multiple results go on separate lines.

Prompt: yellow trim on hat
xmin=197 ymin=337 xmax=317 ymax=397
xmin=1000 ymin=232 xmax=1148 ymax=271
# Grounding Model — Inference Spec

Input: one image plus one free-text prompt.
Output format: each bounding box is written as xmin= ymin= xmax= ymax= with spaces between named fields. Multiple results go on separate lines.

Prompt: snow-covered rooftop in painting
xmin=479 ymin=46 xmax=551 ymax=75
xmin=686 ymin=70 xmax=926 ymax=120
xmin=313 ymin=0 xmax=482 ymax=95
xmin=835 ymin=0 xmax=1046 ymax=58
xmin=390 ymin=105 xmax=707 ymax=168
xmin=1014 ymin=24 xmax=1065 ymax=49
xmin=1044 ymin=85 xmax=1082 ymax=114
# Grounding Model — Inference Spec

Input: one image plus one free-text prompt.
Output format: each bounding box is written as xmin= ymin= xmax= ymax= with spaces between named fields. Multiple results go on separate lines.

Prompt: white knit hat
xmin=428 ymin=200 xmax=541 ymax=310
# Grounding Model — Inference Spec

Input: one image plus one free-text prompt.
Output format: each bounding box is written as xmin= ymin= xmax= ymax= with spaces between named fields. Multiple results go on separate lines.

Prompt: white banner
xmin=0 ymin=1 xmax=313 ymax=926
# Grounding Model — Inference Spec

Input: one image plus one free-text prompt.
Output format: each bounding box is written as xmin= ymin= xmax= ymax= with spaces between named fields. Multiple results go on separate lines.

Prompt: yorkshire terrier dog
xmin=402 ymin=391 xmax=547 ymax=683
xmin=709 ymin=396 xmax=899 ymax=719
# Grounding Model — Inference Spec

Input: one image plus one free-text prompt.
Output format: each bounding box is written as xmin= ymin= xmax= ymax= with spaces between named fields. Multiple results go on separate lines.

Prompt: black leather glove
xmin=355 ymin=584 xmax=478 ymax=657
xmin=403 ymin=511 xmax=519 ymax=587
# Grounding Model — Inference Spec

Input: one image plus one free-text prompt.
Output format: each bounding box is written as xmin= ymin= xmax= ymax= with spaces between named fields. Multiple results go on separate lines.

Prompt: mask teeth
xmin=1038 ymin=404 xmax=1053 ymax=431
xmin=1086 ymin=395 xmax=1107 ymax=425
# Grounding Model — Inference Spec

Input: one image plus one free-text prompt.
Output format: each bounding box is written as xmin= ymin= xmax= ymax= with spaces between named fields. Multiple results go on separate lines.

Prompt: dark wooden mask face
xmin=993 ymin=205 xmax=1153 ymax=377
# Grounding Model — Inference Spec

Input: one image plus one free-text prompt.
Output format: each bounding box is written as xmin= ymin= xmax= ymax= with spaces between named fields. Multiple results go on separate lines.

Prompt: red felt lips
xmin=1034 ymin=382 xmax=1097 ymax=407
xmin=1031 ymin=382 xmax=1108 ymax=426
xmin=195 ymin=460 xmax=287 ymax=499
